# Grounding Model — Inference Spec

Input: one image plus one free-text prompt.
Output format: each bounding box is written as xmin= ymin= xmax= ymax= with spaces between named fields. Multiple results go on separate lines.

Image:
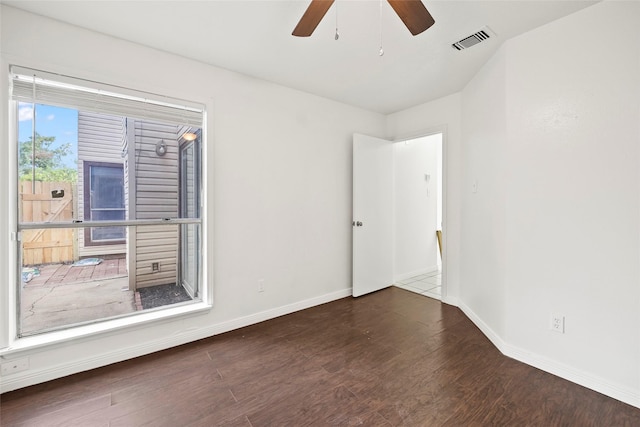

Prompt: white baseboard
xmin=395 ymin=265 xmax=440 ymax=282
xmin=441 ymin=295 xmax=459 ymax=306
xmin=0 ymin=288 xmax=352 ymax=393
xmin=456 ymin=300 xmax=640 ymax=409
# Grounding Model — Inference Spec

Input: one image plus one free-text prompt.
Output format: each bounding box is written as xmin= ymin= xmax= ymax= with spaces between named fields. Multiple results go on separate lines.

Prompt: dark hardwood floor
xmin=2 ymin=287 xmax=639 ymax=426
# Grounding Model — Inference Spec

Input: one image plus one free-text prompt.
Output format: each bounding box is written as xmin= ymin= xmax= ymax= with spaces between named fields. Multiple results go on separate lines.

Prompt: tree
xmin=19 ymin=133 xmax=77 ymax=182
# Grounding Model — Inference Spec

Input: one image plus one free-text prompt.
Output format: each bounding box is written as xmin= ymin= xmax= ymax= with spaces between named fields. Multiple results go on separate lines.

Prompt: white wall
xmin=501 ymin=0 xmax=640 ymax=401
xmin=459 ymin=0 xmax=639 ymax=406
xmin=460 ymin=46 xmax=509 ymax=339
xmin=387 ymin=0 xmax=640 ymax=408
xmin=394 ymin=135 xmax=441 ymax=280
xmin=0 ymin=5 xmax=385 ymax=391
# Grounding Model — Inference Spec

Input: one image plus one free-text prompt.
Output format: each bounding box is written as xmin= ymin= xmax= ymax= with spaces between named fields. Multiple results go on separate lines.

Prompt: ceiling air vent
xmin=452 ymin=29 xmax=491 ymax=51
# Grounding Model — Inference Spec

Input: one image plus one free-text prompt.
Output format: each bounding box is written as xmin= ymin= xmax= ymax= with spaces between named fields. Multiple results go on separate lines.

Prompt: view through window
xmin=13 ymin=68 xmax=204 ymax=336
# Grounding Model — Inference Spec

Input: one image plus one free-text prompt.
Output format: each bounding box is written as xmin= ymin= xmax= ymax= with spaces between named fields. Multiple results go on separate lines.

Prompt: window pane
xmin=17 ymin=103 xmax=78 ymax=189
xmin=19 ymin=225 xmax=200 ymax=336
xmin=180 ymin=223 xmax=200 ymax=298
xmin=18 ymin=103 xmax=79 ymax=224
xmin=90 ymin=210 xmax=126 ymax=221
xmin=20 ymin=226 xmax=131 ymax=335
xmin=180 ymin=140 xmax=200 ymax=219
xmin=91 ymin=225 xmax=126 ymax=241
xmin=85 ymin=163 xmax=126 ymax=244
xmin=90 ymin=165 xmax=124 ymax=209
xmin=14 ymin=73 xmax=204 ymax=336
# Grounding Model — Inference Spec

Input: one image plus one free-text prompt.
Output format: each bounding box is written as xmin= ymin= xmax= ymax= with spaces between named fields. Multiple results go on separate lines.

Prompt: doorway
xmin=352 ymin=132 xmax=445 ymax=300
xmin=393 ymin=133 xmax=443 ymax=300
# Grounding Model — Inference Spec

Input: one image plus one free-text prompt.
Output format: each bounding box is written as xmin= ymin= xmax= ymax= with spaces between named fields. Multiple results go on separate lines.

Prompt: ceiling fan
xmin=292 ymin=0 xmax=435 ymax=37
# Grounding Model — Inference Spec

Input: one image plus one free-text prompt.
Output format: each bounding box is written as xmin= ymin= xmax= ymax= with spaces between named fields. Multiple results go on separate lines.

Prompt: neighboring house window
xmin=84 ymin=162 xmax=126 ymax=245
xmin=11 ymin=66 xmax=206 ymax=337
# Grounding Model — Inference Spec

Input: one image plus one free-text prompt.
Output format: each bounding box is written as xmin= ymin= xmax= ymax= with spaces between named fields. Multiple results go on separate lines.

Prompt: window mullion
xmin=18 ymin=218 xmax=201 ymax=230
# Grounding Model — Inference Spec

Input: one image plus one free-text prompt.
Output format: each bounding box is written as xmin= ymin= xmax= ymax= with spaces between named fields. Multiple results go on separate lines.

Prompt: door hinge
xmin=11 ymin=231 xmax=22 ymax=242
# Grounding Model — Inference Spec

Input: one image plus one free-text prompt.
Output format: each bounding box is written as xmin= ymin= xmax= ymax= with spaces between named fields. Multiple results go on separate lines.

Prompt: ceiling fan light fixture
xmin=292 ymin=0 xmax=434 ymax=38
xmin=292 ymin=0 xmax=335 ymax=37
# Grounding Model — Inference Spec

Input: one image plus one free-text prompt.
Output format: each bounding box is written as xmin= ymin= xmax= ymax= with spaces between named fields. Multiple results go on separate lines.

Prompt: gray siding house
xmin=77 ymin=112 xmax=198 ymax=293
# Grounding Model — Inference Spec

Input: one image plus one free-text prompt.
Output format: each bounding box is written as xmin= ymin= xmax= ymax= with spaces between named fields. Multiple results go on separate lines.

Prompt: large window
xmin=11 ymin=66 xmax=206 ymax=336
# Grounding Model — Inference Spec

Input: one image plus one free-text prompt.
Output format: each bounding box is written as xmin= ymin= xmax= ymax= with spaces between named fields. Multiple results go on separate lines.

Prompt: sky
xmin=18 ymin=102 xmax=78 ymax=169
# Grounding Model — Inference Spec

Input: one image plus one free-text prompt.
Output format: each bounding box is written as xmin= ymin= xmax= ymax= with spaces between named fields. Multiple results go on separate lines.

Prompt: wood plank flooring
xmin=2 ymin=287 xmax=639 ymax=426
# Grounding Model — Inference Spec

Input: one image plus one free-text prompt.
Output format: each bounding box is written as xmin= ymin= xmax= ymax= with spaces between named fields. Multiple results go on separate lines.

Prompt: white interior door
xmin=353 ymin=133 xmax=394 ymax=297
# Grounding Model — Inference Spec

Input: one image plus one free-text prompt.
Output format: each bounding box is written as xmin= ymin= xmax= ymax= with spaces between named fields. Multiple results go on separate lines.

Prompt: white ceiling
xmin=5 ymin=0 xmax=598 ymax=114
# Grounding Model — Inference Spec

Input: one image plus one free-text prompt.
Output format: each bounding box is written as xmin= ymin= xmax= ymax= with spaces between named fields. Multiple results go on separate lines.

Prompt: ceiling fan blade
xmin=292 ymin=0 xmax=335 ymax=37
xmin=387 ymin=0 xmax=435 ymax=36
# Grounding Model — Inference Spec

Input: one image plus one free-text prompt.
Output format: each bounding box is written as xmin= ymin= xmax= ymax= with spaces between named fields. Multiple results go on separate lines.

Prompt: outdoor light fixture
xmin=155 ymin=140 xmax=167 ymax=156
xmin=182 ymin=132 xmax=197 ymax=141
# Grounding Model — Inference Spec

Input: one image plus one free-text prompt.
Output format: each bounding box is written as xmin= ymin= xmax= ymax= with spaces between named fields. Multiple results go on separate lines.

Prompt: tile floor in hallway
xmin=394 ymin=269 xmax=441 ymax=300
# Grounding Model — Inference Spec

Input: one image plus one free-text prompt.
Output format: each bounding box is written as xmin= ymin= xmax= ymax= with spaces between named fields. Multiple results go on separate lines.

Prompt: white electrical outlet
xmin=258 ymin=279 xmax=265 ymax=293
xmin=551 ymin=314 xmax=565 ymax=334
xmin=1 ymin=357 xmax=29 ymax=376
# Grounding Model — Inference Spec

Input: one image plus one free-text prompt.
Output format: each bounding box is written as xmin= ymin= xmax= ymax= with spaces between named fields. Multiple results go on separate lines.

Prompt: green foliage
xmin=19 ymin=168 xmax=77 ymax=182
xmin=19 ymin=133 xmax=77 ymax=183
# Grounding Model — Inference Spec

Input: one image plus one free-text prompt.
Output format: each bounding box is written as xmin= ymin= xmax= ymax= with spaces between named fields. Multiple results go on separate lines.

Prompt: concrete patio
xmin=20 ymin=257 xmax=137 ymax=335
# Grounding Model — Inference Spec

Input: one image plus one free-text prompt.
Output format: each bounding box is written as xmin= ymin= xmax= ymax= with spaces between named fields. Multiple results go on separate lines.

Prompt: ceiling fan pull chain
xmin=335 ymin=0 xmax=339 ymax=40
xmin=379 ymin=0 xmax=384 ymax=56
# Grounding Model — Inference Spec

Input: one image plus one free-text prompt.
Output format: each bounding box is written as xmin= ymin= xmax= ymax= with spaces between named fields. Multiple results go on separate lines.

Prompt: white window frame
xmin=2 ymin=65 xmax=212 ymax=351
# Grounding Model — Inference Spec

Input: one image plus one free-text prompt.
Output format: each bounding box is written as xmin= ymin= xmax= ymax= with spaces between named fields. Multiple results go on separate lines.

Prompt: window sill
xmin=0 ymin=301 xmax=212 ymax=356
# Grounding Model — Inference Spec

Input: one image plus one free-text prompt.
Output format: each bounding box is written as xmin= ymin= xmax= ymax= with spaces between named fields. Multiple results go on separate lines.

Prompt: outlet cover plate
xmin=551 ymin=314 xmax=565 ymax=334
xmin=1 ymin=357 xmax=29 ymax=376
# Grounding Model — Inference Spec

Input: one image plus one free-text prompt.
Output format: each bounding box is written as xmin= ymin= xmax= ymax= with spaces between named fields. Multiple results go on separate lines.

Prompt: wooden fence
xmin=20 ymin=181 xmax=76 ymax=265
